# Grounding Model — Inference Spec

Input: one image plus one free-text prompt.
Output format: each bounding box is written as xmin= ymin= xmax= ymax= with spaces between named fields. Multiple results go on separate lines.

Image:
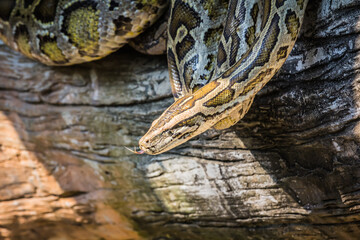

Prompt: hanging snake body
xmin=0 ymin=0 xmax=308 ymax=155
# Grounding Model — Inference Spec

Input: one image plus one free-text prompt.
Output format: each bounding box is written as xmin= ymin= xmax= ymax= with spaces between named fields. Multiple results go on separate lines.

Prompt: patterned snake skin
xmin=0 ymin=0 xmax=168 ymax=65
xmin=139 ymin=0 xmax=308 ymax=154
xmin=0 ymin=0 xmax=308 ymax=155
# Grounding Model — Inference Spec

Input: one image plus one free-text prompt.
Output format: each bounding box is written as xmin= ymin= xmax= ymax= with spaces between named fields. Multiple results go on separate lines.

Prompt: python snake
xmin=0 ymin=0 xmax=308 ymax=155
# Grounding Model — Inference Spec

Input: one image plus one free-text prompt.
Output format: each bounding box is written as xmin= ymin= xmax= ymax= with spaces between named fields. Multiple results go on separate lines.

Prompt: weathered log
xmin=0 ymin=1 xmax=360 ymax=239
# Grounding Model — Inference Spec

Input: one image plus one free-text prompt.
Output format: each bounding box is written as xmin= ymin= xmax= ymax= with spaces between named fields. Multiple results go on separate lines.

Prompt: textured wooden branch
xmin=0 ymin=1 xmax=360 ymax=239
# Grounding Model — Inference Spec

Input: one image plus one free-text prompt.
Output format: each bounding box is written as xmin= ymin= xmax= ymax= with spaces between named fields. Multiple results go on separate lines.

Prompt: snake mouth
xmin=139 ymin=134 xmax=170 ymax=155
xmin=138 ymin=142 xmax=157 ymax=155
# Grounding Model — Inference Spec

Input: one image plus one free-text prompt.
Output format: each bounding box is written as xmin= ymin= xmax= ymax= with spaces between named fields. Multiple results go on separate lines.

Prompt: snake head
xmin=139 ymin=94 xmax=211 ymax=155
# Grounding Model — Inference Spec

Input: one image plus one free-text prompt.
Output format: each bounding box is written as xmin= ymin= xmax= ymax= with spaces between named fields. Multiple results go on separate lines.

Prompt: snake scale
xmin=0 ymin=0 xmax=308 ymax=155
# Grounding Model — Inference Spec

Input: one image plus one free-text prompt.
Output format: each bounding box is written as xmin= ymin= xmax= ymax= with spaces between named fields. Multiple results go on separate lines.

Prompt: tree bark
xmin=1 ymin=1 xmax=360 ymax=239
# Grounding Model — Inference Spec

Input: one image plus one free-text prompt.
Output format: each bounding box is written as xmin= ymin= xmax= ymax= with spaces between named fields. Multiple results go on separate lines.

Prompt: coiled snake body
xmin=0 ymin=0 xmax=308 ymax=155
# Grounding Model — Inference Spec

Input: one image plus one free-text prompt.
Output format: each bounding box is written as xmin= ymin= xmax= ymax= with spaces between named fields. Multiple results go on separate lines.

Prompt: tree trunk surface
xmin=0 ymin=1 xmax=360 ymax=239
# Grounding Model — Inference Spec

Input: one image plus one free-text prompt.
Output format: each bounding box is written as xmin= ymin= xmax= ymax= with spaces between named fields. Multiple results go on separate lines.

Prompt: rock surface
xmin=0 ymin=1 xmax=360 ymax=239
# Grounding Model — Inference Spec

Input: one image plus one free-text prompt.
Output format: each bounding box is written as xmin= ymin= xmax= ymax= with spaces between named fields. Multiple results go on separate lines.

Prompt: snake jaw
xmin=139 ymin=125 xmax=177 ymax=155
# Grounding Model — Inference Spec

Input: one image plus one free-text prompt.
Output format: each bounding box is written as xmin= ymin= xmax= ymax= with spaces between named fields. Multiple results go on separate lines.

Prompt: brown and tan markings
xmin=254 ymin=13 xmax=280 ymax=66
xmin=245 ymin=2 xmax=259 ymax=47
xmin=285 ymin=9 xmax=300 ymax=40
xmin=169 ymin=1 xmax=201 ymax=61
xmin=176 ymin=33 xmax=196 ymax=62
xmin=242 ymin=68 xmax=273 ymax=95
xmin=223 ymin=0 xmax=246 ymax=66
xmin=229 ymin=33 xmax=241 ymax=66
xmin=183 ymin=55 xmax=198 ymax=89
xmin=216 ymin=42 xmax=227 ymax=68
xmin=152 ymin=80 xmax=222 ymax=132
xmin=113 ymin=15 xmax=132 ymax=36
xmin=245 ymin=26 xmax=256 ymax=47
xmin=138 ymin=0 xmax=309 ymax=154
xmin=204 ymin=27 xmax=223 ymax=48
xmin=223 ymin=0 xmax=245 ymax=41
xmin=204 ymin=88 xmax=235 ymax=107
xmin=276 ymin=45 xmax=288 ymax=61
xmin=175 ymin=114 xmax=203 ymax=128
xmin=251 ymin=2 xmax=259 ymax=22
xmin=244 ymin=2 xmax=259 ymax=47
xmin=261 ymin=0 xmax=271 ymax=30
xmin=179 ymin=80 xmax=221 ymax=111
xmin=1 ymin=0 xmax=169 ymax=68
xmin=204 ymin=53 xmax=216 ymax=73
xmin=221 ymin=12 xmax=280 ymax=82
xmin=134 ymin=0 xmax=163 ymax=15
xmin=202 ymin=0 xmax=229 ymax=20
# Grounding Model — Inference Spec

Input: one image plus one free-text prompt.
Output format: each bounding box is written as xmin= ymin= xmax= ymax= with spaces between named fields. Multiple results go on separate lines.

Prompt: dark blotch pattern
xmin=0 ymin=0 xmax=16 ymax=21
xmin=169 ymin=0 xmax=201 ymax=61
xmin=14 ymin=24 xmax=32 ymax=57
xmin=251 ymin=3 xmax=259 ymax=23
xmin=136 ymin=3 xmax=144 ymax=9
xmin=114 ymin=15 xmax=132 ymax=35
xmin=224 ymin=13 xmax=280 ymax=82
xmin=24 ymin=0 xmax=35 ymax=8
xmin=172 ymin=112 xmax=211 ymax=140
xmin=34 ymin=0 xmax=59 ymax=23
xmin=109 ymin=0 xmax=118 ymax=11
xmin=204 ymin=88 xmax=235 ymax=107
xmin=246 ymin=3 xmax=259 ymax=48
xmin=204 ymin=27 xmax=222 ymax=46
xmin=175 ymin=34 xmax=195 ymax=62
xmin=261 ymin=0 xmax=271 ymax=30
xmin=14 ymin=24 xmax=29 ymax=41
xmin=222 ymin=0 xmax=245 ymax=41
xmin=229 ymin=32 xmax=240 ymax=66
xmin=175 ymin=114 xmax=202 ymax=128
xmin=183 ymin=55 xmax=198 ymax=89
xmin=275 ymin=0 xmax=286 ymax=8
xmin=204 ymin=54 xmax=216 ymax=75
xmin=242 ymin=68 xmax=272 ymax=95
xmin=285 ymin=9 xmax=300 ymax=40
xmin=297 ymin=0 xmax=305 ymax=10
xmin=255 ymin=13 xmax=280 ymax=66
xmin=216 ymin=42 xmax=227 ymax=68
xmin=245 ymin=26 xmax=255 ymax=47
xmin=169 ymin=0 xmax=201 ymax=39
xmin=276 ymin=45 xmax=288 ymax=61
